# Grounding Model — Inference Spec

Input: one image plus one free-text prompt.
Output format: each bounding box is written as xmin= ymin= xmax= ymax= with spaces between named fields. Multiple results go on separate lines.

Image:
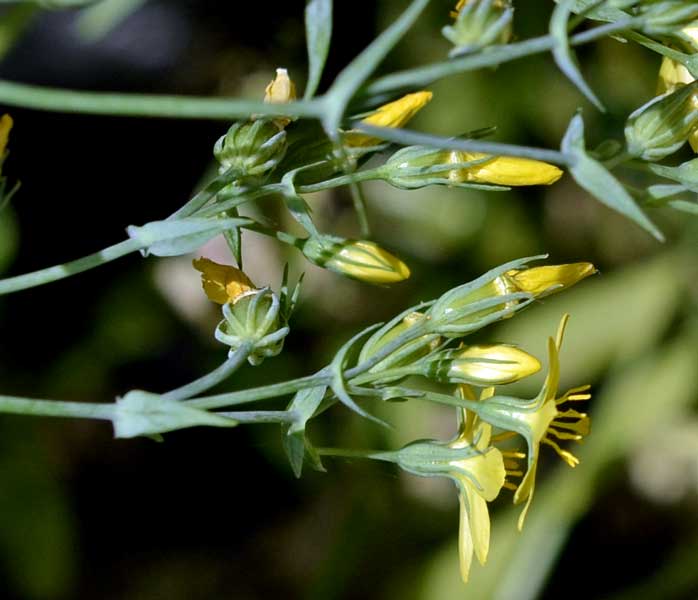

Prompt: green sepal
xmin=113 ymin=390 xmax=237 ymax=439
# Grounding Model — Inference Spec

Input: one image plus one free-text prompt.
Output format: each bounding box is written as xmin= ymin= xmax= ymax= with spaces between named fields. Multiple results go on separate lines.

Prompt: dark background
xmin=0 ymin=1 xmax=697 ymax=599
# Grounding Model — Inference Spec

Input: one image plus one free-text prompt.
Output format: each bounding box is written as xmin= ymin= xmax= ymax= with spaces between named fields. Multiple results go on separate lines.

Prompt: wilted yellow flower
xmin=448 ymin=151 xmax=563 ymax=186
xmin=445 ymin=344 xmax=541 ymax=385
xmin=474 ymin=315 xmax=591 ymax=530
xmin=303 ymin=237 xmax=410 ymax=284
xmin=0 ymin=114 xmax=13 ymax=158
xmin=192 ymin=257 xmax=256 ymax=305
xmin=656 ymin=43 xmax=698 ymax=153
xmin=344 ymin=91 xmax=433 ymax=147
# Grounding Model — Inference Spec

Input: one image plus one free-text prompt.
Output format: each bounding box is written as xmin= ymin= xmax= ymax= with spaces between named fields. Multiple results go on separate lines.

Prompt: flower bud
xmin=343 ymin=91 xmax=433 ymax=148
xmin=264 ymin=67 xmax=297 ymax=128
xmin=426 ymin=344 xmax=541 ymax=385
xmin=301 ymin=236 xmax=410 ymax=284
xmin=358 ymin=311 xmax=441 ymax=374
xmin=382 ymin=146 xmax=563 ymax=188
xmin=427 ymin=260 xmax=596 ymax=336
xmin=443 ymin=0 xmax=513 ymax=57
xmin=213 ymin=119 xmax=287 ymax=180
xmin=625 ymin=81 xmax=698 ymax=160
xmin=215 ymin=288 xmax=290 ymax=366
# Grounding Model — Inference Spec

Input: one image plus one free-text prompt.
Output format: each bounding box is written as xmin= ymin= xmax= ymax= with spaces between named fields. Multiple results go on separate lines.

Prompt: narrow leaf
xmin=561 ymin=114 xmax=664 ymax=241
xmin=551 ymin=0 xmax=604 ymax=111
xmin=304 ymin=0 xmax=333 ymax=99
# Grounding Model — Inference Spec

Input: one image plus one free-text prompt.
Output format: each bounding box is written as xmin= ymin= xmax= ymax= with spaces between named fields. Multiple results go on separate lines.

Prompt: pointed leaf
xmin=551 ymin=0 xmax=604 ymax=111
xmin=561 ymin=114 xmax=664 ymax=241
xmin=304 ymin=0 xmax=333 ymax=99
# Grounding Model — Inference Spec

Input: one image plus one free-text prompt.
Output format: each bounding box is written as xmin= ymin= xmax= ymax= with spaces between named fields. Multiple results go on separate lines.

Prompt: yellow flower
xmin=0 ymin=114 xmax=13 ymax=158
xmin=344 ymin=91 xmax=433 ymax=147
xmin=192 ymin=257 xmax=257 ymax=305
xmin=448 ymin=151 xmax=563 ymax=186
xmin=474 ymin=315 xmax=591 ymax=530
xmin=445 ymin=344 xmax=541 ymax=385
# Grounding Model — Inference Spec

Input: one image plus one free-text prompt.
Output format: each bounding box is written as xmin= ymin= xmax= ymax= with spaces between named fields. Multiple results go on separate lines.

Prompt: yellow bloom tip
xmin=0 ymin=114 xmax=13 ymax=156
xmin=264 ymin=68 xmax=297 ymax=104
xmin=507 ymin=262 xmax=597 ymax=297
xmin=453 ymin=344 xmax=541 ymax=385
xmin=192 ymin=257 xmax=256 ymax=305
xmin=333 ymin=241 xmax=410 ymax=284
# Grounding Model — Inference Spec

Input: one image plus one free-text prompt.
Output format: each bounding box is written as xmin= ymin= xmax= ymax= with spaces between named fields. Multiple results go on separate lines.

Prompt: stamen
xmin=556 ymin=384 xmax=591 ymax=405
xmin=491 ymin=431 xmax=517 ymax=443
xmin=502 ymin=481 xmax=518 ymax=491
xmin=546 ymin=426 xmax=582 ymax=441
xmin=542 ymin=436 xmax=580 ymax=467
xmin=501 ymin=450 xmax=526 ymax=459
xmin=551 ymin=416 xmax=590 ymax=436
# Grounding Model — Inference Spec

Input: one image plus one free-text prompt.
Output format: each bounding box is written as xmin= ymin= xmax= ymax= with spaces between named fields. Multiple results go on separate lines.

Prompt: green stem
xmin=349 ymin=181 xmax=371 ymax=238
xmin=296 ymin=168 xmax=381 ymax=193
xmin=0 ymin=394 xmax=115 ymax=420
xmin=161 ymin=344 xmax=253 ymax=402
xmin=216 ymin=410 xmax=296 ymax=424
xmin=316 ymin=446 xmax=394 ymax=461
xmin=187 ymin=372 xmax=332 ymax=410
xmin=0 ymin=237 xmax=142 ymax=296
xmin=0 ymin=78 xmax=326 ymax=120
xmin=365 ymin=18 xmax=641 ymax=96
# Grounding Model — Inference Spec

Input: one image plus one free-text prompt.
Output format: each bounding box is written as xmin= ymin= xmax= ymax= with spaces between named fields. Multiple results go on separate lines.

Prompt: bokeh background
xmin=1 ymin=1 xmax=697 ymax=598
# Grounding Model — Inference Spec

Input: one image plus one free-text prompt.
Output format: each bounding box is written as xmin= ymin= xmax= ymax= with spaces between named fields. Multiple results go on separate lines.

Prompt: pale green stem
xmin=0 ymin=237 xmax=143 ymax=296
xmin=187 ymin=372 xmax=332 ymax=410
xmin=0 ymin=394 xmax=115 ymax=420
xmin=215 ymin=410 xmax=297 ymax=424
xmin=296 ymin=168 xmax=382 ymax=193
xmin=365 ymin=17 xmax=641 ymax=95
xmin=317 ymin=447 xmax=396 ymax=462
xmin=160 ymin=343 xmax=254 ymax=402
xmin=0 ymin=79 xmax=325 ymax=120
xmin=349 ymin=181 xmax=371 ymax=238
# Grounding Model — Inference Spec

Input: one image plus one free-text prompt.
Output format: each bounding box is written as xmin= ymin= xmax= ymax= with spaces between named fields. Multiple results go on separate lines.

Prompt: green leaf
xmin=324 ymin=0 xmax=431 ymax=134
xmin=561 ymin=114 xmax=664 ymax=241
xmin=126 ymin=216 xmax=250 ymax=257
xmin=555 ymin=0 xmax=629 ymax=22
xmin=76 ymin=0 xmax=147 ymax=42
xmin=304 ymin=0 xmax=333 ymax=100
xmin=550 ymin=0 xmax=604 ymax=111
xmin=283 ymin=385 xmax=327 ymax=477
xmin=113 ymin=390 xmax=237 ymax=438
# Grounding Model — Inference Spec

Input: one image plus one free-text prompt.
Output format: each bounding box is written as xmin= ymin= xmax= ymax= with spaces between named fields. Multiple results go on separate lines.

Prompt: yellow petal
xmin=192 ymin=257 xmax=256 ymax=305
xmin=0 ymin=114 xmax=13 ymax=157
xmin=657 ymin=57 xmax=695 ymax=95
xmin=449 ymin=151 xmax=563 ymax=186
xmin=264 ymin=68 xmax=297 ymax=104
xmin=344 ymin=91 xmax=433 ymax=147
xmin=506 ymin=263 xmax=597 ymax=297
xmin=514 ymin=460 xmax=538 ymax=531
xmin=450 ymin=344 xmax=541 ymax=385
xmin=466 ymin=488 xmax=491 ymax=566
xmin=457 ymin=490 xmax=474 ymax=583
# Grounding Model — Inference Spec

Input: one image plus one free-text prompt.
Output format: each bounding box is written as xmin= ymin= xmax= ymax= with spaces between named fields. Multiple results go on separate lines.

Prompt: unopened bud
xmin=625 ymin=81 xmax=698 ymax=160
xmin=301 ymin=236 xmax=410 ymax=284
xmin=443 ymin=0 xmax=513 ymax=56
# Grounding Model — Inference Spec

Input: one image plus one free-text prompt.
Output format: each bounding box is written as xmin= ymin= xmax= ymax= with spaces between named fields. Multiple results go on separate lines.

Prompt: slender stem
xmin=166 ymin=167 xmax=239 ymax=220
xmin=187 ymin=372 xmax=332 ymax=410
xmin=317 ymin=447 xmax=392 ymax=461
xmin=0 ymin=79 xmax=326 ymax=120
xmin=296 ymin=168 xmax=380 ymax=193
xmin=0 ymin=237 xmax=142 ymax=296
xmin=365 ymin=18 xmax=641 ymax=96
xmin=354 ymin=124 xmax=570 ymax=165
xmin=349 ymin=365 xmax=419 ymax=386
xmin=349 ymin=181 xmax=371 ymax=238
xmin=0 ymin=394 xmax=115 ymax=420
xmin=161 ymin=344 xmax=253 ymax=402
xmin=216 ymin=410 xmax=296 ymax=424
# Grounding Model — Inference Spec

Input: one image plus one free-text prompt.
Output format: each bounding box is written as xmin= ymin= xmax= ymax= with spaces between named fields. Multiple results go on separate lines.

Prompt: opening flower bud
xmin=193 ymin=257 xmax=256 ymax=305
xmin=263 ymin=67 xmax=297 ymax=128
xmin=625 ymin=81 xmax=698 ymax=161
xmin=301 ymin=236 xmax=410 ymax=284
xmin=443 ymin=0 xmax=513 ymax=56
xmin=213 ymin=119 xmax=287 ymax=179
